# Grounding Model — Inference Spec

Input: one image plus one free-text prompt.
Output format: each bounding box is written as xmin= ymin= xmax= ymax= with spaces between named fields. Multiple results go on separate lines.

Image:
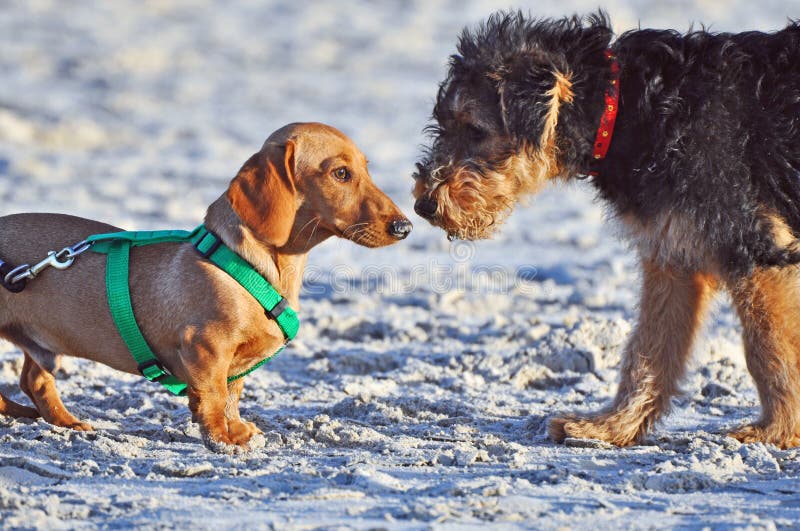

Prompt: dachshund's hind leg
xmin=0 ymin=390 xmax=39 ymax=419
xmin=20 ymin=351 xmax=92 ymax=430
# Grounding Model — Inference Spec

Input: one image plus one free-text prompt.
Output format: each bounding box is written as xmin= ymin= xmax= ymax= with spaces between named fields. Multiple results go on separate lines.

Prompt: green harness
xmin=86 ymin=225 xmax=299 ymax=396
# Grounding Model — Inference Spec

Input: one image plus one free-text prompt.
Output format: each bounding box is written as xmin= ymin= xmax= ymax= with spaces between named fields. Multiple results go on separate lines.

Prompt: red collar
xmin=588 ymin=50 xmax=621 ymax=177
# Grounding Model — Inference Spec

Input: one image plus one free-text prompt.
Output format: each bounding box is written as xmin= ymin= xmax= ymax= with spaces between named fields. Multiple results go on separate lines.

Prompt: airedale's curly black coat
xmin=604 ymin=18 xmax=800 ymax=276
xmin=413 ymin=12 xmax=800 ymax=448
xmin=414 ymin=12 xmax=800 ymax=277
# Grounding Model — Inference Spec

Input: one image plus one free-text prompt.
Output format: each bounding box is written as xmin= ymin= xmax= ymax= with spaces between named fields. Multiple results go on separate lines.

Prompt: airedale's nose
xmin=388 ymin=219 xmax=413 ymax=240
xmin=414 ymin=198 xmax=438 ymax=220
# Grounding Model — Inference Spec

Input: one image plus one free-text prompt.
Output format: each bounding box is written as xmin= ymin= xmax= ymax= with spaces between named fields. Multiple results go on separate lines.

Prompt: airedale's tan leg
xmin=20 ymin=352 xmax=91 ymax=430
xmin=224 ymin=378 xmax=261 ymax=443
xmin=728 ymin=267 xmax=800 ymax=448
xmin=550 ymin=260 xmax=717 ymax=446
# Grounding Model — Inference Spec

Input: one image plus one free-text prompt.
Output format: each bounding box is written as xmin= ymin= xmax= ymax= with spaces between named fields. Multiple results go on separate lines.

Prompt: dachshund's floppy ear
xmin=227 ymin=140 xmax=297 ymax=247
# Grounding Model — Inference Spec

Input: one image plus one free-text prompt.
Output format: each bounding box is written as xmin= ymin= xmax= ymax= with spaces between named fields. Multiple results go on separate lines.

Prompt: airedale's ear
xmin=495 ymin=56 xmax=573 ymax=147
xmin=227 ymin=140 xmax=297 ymax=247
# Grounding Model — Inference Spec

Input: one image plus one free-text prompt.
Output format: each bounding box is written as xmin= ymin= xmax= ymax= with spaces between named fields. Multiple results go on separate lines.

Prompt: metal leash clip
xmin=3 ymin=239 xmax=93 ymax=286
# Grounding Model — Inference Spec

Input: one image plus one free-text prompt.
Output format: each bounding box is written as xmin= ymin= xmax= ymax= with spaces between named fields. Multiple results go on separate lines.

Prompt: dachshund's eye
xmin=332 ymin=167 xmax=351 ymax=181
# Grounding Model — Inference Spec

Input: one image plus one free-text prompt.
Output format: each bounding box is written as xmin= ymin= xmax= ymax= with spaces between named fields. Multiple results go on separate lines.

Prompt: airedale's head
xmin=413 ymin=11 xmax=612 ymax=240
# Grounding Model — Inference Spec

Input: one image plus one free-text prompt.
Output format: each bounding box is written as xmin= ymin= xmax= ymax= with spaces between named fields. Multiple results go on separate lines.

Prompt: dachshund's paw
xmin=200 ymin=425 xmax=236 ymax=452
xmin=201 ymin=420 xmax=264 ymax=453
xmin=201 ymin=432 xmax=236 ymax=453
xmin=227 ymin=419 xmax=261 ymax=447
xmin=49 ymin=415 xmax=93 ymax=432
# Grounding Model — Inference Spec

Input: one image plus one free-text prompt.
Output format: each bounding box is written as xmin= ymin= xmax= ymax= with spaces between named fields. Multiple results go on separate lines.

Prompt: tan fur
xmin=618 ymin=210 xmax=717 ymax=273
xmin=20 ymin=352 xmax=90 ymax=430
xmin=550 ymin=260 xmax=719 ymax=446
xmin=541 ymin=70 xmax=573 ymax=150
xmin=0 ymin=122 xmax=409 ymax=449
xmin=227 ymin=141 xmax=298 ymax=248
xmin=417 ymin=72 xmax=572 ymax=241
xmin=551 ymin=216 xmax=800 ymax=448
xmin=430 ymin=140 xmax=565 ymax=240
xmin=432 ymin=162 xmax=521 ymax=240
xmin=727 ymin=267 xmax=800 ymax=448
xmin=428 ymin=145 xmax=560 ymax=240
xmin=766 ymin=212 xmax=799 ymax=250
xmin=0 ymin=362 xmax=39 ymax=419
xmin=0 ymin=394 xmax=38 ymax=419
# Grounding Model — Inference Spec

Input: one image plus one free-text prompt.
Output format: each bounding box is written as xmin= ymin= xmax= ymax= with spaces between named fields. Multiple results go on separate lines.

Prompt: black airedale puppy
xmin=413 ymin=11 xmax=800 ymax=448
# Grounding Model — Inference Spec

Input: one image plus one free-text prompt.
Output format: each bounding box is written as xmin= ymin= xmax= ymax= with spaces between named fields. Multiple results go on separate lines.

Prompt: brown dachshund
xmin=0 ymin=122 xmax=411 ymax=449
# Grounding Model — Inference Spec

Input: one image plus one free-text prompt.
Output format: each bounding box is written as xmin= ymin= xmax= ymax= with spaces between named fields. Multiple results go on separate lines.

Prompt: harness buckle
xmin=137 ymin=359 xmax=170 ymax=382
xmin=194 ymin=231 xmax=223 ymax=259
xmin=266 ymin=298 xmax=289 ymax=321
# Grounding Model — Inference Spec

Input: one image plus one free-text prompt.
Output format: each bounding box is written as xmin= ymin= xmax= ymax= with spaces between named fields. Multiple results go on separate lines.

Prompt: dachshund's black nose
xmin=388 ymin=219 xmax=413 ymax=240
xmin=414 ymin=198 xmax=438 ymax=220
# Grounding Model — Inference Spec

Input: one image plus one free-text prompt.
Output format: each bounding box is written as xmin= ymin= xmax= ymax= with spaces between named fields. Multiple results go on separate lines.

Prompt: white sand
xmin=1 ymin=1 xmax=799 ymax=528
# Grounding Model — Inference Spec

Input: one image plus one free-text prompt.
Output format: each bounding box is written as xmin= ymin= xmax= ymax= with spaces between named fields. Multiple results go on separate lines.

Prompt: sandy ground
xmin=2 ymin=1 xmax=800 ymax=529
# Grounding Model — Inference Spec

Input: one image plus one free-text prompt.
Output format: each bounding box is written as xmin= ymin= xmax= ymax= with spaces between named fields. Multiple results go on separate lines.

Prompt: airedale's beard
xmin=413 ymin=143 xmax=562 ymax=240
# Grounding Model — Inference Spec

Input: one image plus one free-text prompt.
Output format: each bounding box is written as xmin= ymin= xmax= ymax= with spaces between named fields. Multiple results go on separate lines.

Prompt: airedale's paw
xmin=549 ymin=413 xmax=645 ymax=447
xmin=728 ymin=423 xmax=800 ymax=449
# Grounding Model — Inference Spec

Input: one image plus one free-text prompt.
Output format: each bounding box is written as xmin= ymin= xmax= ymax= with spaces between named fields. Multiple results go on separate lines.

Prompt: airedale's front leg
xmin=20 ymin=352 xmax=92 ymax=430
xmin=550 ymin=260 xmax=717 ymax=446
xmin=224 ymin=378 xmax=261 ymax=443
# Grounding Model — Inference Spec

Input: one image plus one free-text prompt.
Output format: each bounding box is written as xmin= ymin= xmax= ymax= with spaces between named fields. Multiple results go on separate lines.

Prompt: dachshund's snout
xmin=388 ymin=218 xmax=413 ymax=240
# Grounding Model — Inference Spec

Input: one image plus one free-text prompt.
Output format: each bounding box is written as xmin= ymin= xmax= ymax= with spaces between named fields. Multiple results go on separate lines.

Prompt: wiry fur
xmin=413 ymin=11 xmax=613 ymax=239
xmin=415 ymin=11 xmax=800 ymax=448
xmin=414 ymin=143 xmax=552 ymax=239
xmin=600 ymin=21 xmax=800 ymax=276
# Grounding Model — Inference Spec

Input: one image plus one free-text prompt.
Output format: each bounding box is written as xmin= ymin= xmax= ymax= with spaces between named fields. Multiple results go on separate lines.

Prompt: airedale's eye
xmin=467 ymin=124 xmax=487 ymax=142
xmin=332 ymin=167 xmax=351 ymax=181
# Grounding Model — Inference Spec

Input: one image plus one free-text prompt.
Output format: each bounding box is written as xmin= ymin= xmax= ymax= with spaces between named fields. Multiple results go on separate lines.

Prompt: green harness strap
xmin=86 ymin=225 xmax=299 ymax=396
